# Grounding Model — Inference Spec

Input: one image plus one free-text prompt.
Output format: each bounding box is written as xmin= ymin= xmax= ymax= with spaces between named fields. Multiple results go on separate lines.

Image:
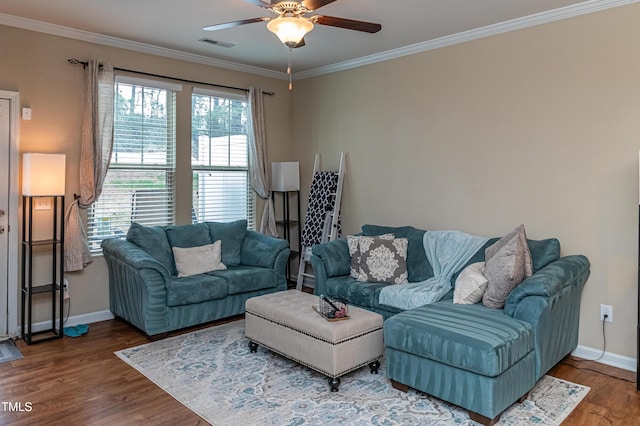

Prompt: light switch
xmin=22 ymin=108 xmax=32 ymax=120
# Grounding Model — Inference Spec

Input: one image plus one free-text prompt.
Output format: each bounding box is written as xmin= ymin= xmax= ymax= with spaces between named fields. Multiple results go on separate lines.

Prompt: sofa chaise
xmin=310 ymin=224 xmax=590 ymax=425
xmin=101 ymin=220 xmax=289 ymax=339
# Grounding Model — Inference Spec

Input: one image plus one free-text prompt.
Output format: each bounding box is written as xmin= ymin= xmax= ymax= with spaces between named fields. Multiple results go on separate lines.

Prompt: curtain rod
xmin=67 ymin=59 xmax=274 ymax=96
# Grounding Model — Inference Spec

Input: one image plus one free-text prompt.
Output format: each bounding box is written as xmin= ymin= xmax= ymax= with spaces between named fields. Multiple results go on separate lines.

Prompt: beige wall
xmin=0 ymin=25 xmax=294 ymax=323
xmin=293 ymin=4 xmax=640 ymax=359
xmin=3 ymin=3 xmax=639 ymax=362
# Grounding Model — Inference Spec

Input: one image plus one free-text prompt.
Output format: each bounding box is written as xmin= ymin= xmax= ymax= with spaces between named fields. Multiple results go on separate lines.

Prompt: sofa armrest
xmin=311 ymin=239 xmax=350 ymax=277
xmin=240 ymin=230 xmax=289 ymax=269
xmin=504 ymin=254 xmax=590 ymax=378
xmin=504 ymin=255 xmax=590 ymax=317
xmin=101 ymin=237 xmax=172 ymax=336
xmin=101 ymin=238 xmax=171 ymax=276
xmin=310 ymin=239 xmax=350 ymax=296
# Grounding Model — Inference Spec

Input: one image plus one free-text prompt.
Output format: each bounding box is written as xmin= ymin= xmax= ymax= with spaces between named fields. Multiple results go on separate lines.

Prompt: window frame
xmin=86 ymin=76 xmax=180 ymax=254
xmin=190 ymin=87 xmax=256 ymax=228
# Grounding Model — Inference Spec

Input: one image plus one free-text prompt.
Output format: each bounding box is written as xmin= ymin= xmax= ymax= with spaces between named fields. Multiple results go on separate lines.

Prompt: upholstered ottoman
xmin=245 ymin=290 xmax=384 ymax=391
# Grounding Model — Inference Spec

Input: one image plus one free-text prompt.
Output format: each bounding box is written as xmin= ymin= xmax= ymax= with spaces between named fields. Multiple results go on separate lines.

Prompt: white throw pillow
xmin=454 ymin=262 xmax=488 ymax=304
xmin=172 ymin=240 xmax=226 ymax=278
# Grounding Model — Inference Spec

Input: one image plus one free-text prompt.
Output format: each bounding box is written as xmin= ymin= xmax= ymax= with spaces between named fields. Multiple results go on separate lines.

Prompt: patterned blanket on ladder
xmin=301 ymin=171 xmax=342 ymax=248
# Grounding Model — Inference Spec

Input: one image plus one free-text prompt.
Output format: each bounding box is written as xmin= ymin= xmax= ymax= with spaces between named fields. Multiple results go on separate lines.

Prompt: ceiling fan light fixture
xmin=267 ymin=16 xmax=314 ymax=48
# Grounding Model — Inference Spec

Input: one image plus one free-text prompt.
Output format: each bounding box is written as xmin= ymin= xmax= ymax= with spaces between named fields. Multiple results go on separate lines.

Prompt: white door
xmin=0 ymin=92 xmax=19 ymax=338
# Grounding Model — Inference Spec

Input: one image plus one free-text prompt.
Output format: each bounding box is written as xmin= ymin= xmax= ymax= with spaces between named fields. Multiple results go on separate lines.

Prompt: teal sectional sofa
xmin=310 ymin=224 xmax=590 ymax=425
xmin=101 ymin=220 xmax=289 ymax=338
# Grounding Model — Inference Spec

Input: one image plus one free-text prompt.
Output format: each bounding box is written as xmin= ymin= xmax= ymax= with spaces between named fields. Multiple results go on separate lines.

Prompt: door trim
xmin=0 ymin=90 xmax=20 ymax=337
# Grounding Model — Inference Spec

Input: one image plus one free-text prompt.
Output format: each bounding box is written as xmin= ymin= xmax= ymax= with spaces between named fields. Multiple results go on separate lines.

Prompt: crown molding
xmin=0 ymin=12 xmax=287 ymax=80
xmin=294 ymin=0 xmax=640 ymax=80
xmin=1 ymin=0 xmax=638 ymax=82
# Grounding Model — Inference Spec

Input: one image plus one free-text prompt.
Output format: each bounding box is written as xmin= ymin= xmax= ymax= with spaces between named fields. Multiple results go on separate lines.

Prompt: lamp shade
xmin=22 ymin=153 xmax=66 ymax=196
xmin=267 ymin=16 xmax=314 ymax=47
xmin=271 ymin=162 xmax=300 ymax=191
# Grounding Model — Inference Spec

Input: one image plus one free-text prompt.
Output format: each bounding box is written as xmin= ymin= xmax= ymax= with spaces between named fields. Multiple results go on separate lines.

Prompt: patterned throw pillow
xmin=348 ymin=234 xmax=394 ymax=280
xmin=357 ymin=237 xmax=409 ymax=284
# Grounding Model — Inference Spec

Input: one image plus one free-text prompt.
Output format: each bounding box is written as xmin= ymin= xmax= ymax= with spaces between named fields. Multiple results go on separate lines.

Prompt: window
xmin=87 ymin=77 xmax=179 ymax=252
xmin=191 ymin=89 xmax=255 ymax=227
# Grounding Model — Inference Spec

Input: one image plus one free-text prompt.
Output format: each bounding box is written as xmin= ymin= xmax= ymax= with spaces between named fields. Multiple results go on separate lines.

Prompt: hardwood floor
xmin=0 ymin=317 xmax=638 ymax=425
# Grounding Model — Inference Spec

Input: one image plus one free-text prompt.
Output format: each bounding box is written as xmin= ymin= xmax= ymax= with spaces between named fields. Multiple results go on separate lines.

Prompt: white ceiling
xmin=0 ymin=0 xmax=629 ymax=78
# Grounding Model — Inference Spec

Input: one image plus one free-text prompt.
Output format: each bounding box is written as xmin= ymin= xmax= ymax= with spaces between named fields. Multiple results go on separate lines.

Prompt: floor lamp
xmin=21 ymin=153 xmax=66 ymax=344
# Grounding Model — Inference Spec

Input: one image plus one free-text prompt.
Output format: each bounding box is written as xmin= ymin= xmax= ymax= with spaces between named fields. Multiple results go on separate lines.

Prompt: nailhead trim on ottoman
xmin=245 ymin=290 xmax=384 ymax=383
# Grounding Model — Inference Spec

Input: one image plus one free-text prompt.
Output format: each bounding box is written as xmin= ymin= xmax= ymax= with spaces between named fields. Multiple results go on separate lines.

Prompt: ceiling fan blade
xmin=315 ymin=15 xmax=382 ymax=33
xmin=203 ymin=17 xmax=269 ymax=31
xmin=244 ymin=0 xmax=273 ymax=8
xmin=302 ymin=0 xmax=338 ymax=11
xmin=294 ymin=38 xmax=306 ymax=48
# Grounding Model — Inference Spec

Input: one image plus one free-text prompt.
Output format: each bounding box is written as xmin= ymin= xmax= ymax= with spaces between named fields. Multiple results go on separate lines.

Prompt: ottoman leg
xmin=248 ymin=341 xmax=258 ymax=353
xmin=329 ymin=377 xmax=341 ymax=392
xmin=369 ymin=360 xmax=381 ymax=374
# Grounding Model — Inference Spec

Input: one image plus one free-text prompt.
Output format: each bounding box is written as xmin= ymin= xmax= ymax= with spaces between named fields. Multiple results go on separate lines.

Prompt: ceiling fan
xmin=203 ymin=0 xmax=382 ymax=49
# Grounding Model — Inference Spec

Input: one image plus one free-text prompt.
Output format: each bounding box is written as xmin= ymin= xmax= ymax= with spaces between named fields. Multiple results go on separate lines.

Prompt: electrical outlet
xmin=34 ymin=197 xmax=52 ymax=211
xmin=63 ymin=278 xmax=70 ymax=300
xmin=600 ymin=304 xmax=613 ymax=323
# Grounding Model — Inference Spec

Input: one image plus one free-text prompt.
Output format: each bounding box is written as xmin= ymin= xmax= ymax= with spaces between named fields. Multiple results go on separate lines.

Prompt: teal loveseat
xmin=101 ymin=220 xmax=289 ymax=339
xmin=310 ymin=224 xmax=590 ymax=425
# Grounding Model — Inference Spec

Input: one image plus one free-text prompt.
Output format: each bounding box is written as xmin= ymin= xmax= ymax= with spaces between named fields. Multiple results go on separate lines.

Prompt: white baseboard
xmin=20 ymin=310 xmax=114 ymax=335
xmin=572 ymin=345 xmax=637 ymax=373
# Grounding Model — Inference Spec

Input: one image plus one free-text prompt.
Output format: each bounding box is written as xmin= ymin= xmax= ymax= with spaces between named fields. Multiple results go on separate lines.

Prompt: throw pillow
xmin=165 ymin=222 xmax=212 ymax=248
xmin=206 ymin=220 xmax=247 ymax=266
xmin=482 ymin=224 xmax=533 ymax=309
xmin=357 ymin=237 xmax=409 ymax=284
xmin=453 ymin=262 xmax=488 ymax=304
xmin=348 ymin=234 xmax=394 ymax=280
xmin=172 ymin=240 xmax=226 ymax=278
xmin=126 ymin=222 xmax=175 ymax=274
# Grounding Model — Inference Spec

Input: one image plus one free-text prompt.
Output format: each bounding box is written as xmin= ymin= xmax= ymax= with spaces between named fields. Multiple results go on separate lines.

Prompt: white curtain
xmin=247 ymin=86 xmax=277 ymax=237
xmin=64 ymin=60 xmax=114 ymax=271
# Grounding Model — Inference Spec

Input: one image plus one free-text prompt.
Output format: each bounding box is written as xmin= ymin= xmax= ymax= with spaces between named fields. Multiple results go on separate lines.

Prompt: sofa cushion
xmin=384 ymin=301 xmax=534 ymax=377
xmin=208 ymin=265 xmax=278 ymax=295
xmin=240 ymin=230 xmax=289 ymax=268
xmin=362 ymin=224 xmax=415 ymax=237
xmin=166 ymin=274 xmax=228 ymax=307
xmin=126 ymin=222 xmax=175 ymax=274
xmin=323 ymin=276 xmax=389 ymax=309
xmin=357 ymin=237 xmax=409 ymax=284
xmin=362 ymin=225 xmax=433 ymax=282
xmin=483 ymin=225 xmax=533 ymax=309
xmin=166 ymin=223 xmax=212 ymax=248
xmin=528 ymin=238 xmax=560 ymax=272
xmin=172 ymin=241 xmax=226 ymax=278
xmin=206 ymin=220 xmax=247 ymax=267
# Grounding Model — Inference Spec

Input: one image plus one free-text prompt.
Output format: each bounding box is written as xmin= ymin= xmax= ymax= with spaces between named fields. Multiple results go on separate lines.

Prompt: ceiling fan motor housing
xmin=271 ymin=2 xmax=310 ymax=17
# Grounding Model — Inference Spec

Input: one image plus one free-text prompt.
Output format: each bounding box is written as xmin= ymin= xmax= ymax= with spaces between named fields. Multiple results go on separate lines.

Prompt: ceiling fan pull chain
xmin=288 ymin=47 xmax=293 ymax=90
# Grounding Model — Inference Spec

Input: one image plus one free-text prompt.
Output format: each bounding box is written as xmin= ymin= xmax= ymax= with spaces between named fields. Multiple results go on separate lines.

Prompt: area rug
xmin=0 ymin=340 xmax=23 ymax=364
xmin=115 ymin=320 xmax=589 ymax=426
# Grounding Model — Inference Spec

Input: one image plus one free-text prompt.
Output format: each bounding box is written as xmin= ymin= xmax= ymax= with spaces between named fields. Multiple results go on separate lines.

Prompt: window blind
xmin=191 ymin=92 xmax=255 ymax=228
xmin=87 ymin=80 xmax=177 ymax=252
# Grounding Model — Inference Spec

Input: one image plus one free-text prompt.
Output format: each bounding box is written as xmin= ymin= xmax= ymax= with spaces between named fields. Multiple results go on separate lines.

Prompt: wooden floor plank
xmin=0 ymin=317 xmax=637 ymax=425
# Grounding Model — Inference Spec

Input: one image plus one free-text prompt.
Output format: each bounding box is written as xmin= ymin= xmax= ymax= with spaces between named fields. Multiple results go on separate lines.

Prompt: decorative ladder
xmin=296 ymin=153 xmax=346 ymax=291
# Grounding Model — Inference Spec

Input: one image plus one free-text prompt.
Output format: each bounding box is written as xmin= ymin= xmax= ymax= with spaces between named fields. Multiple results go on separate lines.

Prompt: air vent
xmin=198 ymin=38 xmax=235 ymax=48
